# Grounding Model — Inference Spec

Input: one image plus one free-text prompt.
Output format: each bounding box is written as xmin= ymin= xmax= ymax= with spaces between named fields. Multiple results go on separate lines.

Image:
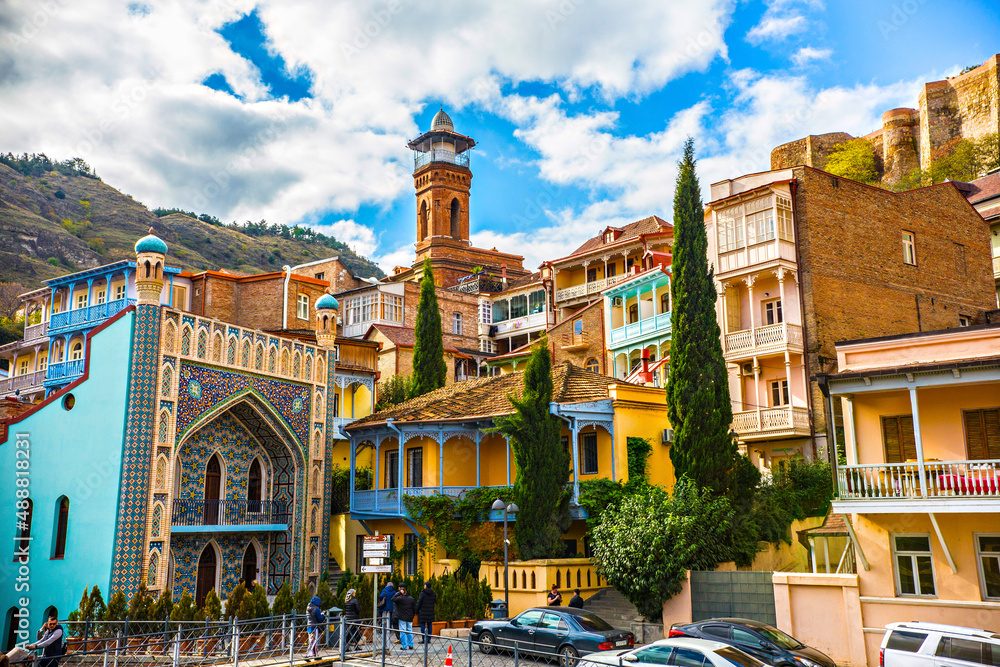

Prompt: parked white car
xmin=880 ymin=622 xmax=1000 ymax=667
xmin=580 ymin=637 xmax=765 ymax=667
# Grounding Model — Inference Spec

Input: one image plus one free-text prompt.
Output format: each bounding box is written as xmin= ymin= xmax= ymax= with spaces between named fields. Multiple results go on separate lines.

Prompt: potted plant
xmin=125 ymin=583 xmax=154 ymax=652
xmin=195 ymin=590 xmax=223 ymax=654
xmin=100 ymin=590 xmax=127 ymax=652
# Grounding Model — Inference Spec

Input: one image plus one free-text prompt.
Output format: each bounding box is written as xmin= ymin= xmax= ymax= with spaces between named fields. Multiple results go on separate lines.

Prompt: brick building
xmin=955 ymin=169 xmax=1000 ymax=305
xmin=706 ymin=165 xmax=996 ymax=469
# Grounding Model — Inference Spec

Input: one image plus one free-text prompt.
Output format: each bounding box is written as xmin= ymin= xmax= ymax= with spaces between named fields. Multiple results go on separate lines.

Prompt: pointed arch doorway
xmin=195 ymin=544 xmax=217 ymax=607
xmin=203 ymin=454 xmax=222 ymax=524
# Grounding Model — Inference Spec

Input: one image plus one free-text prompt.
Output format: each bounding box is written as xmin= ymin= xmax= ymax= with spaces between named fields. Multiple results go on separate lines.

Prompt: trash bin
xmin=325 ymin=607 xmax=343 ymax=648
xmin=489 ymin=599 xmax=508 ymax=620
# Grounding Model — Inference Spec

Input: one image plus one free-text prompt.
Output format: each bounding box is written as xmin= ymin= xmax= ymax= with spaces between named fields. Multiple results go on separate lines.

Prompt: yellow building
xmin=340 ymin=361 xmax=672 ymax=607
xmin=778 ymin=321 xmax=1000 ymax=666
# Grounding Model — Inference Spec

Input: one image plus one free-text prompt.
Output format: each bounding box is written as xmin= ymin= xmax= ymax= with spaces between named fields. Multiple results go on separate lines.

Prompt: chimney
xmin=501 ymin=265 xmax=508 ymax=286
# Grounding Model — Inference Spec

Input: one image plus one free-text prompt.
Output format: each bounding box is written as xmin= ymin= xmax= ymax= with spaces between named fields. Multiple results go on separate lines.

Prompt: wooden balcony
xmin=560 ymin=331 xmax=591 ymax=351
xmin=555 ymin=275 xmax=626 ymax=303
xmin=724 ymin=322 xmax=802 ymax=360
xmin=23 ymin=321 xmax=47 ymax=341
xmin=0 ymin=370 xmax=46 ymax=397
xmin=732 ymin=405 xmax=810 ymax=441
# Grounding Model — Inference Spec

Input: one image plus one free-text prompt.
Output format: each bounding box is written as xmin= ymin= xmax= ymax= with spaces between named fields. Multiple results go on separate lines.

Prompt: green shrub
xmin=271 ymin=583 xmax=294 ymax=616
xmin=201 ymin=589 xmax=222 ymax=622
xmin=170 ymin=591 xmax=198 ymax=623
xmin=224 ymin=583 xmax=247 ymax=620
xmin=149 ymin=589 xmax=173 ymax=621
xmin=824 ymin=139 xmax=880 ymax=185
xmin=126 ymin=582 xmax=154 ymax=621
xmin=293 ymin=584 xmax=311 ymax=614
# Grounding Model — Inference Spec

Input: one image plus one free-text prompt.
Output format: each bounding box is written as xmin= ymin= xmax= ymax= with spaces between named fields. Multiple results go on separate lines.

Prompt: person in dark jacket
xmin=344 ymin=589 xmax=362 ymax=648
xmin=568 ymin=589 xmax=584 ymax=609
xmin=27 ymin=614 xmax=64 ymax=667
xmin=306 ymin=595 xmax=327 ymax=658
xmin=547 ymin=585 xmax=562 ymax=606
xmin=391 ymin=586 xmax=416 ymax=650
xmin=377 ymin=581 xmax=398 ymax=641
xmin=415 ymin=582 xmax=436 ymax=643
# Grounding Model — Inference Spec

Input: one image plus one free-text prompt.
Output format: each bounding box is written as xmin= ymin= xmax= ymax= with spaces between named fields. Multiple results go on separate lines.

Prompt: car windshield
xmin=754 ymin=626 xmax=802 ymax=650
xmin=715 ymin=647 xmax=765 ymax=667
xmin=574 ymin=613 xmax=614 ymax=632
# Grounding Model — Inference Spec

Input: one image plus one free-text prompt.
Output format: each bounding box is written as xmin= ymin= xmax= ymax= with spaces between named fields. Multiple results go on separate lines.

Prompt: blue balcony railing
xmin=45 ymin=359 xmax=86 ymax=385
xmin=49 ymin=297 xmax=135 ymax=334
xmin=171 ymin=499 xmax=289 ymax=529
xmin=609 ymin=311 xmax=672 ymax=346
xmin=351 ymin=485 xmax=587 ymax=519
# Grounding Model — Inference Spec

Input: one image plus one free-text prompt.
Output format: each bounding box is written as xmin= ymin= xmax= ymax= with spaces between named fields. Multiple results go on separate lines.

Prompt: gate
xmin=689 ymin=571 xmax=776 ymax=625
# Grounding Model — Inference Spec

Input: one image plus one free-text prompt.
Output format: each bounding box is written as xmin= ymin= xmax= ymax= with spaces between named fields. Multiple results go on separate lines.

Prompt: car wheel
xmin=479 ymin=631 xmax=495 ymax=654
xmin=559 ymin=645 xmax=579 ymax=667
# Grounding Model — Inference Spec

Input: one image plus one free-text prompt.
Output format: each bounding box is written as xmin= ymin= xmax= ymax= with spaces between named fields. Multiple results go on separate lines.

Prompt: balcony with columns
xmin=719 ymin=266 xmax=803 ymax=362
xmin=604 ymin=267 xmax=672 ymax=384
xmin=550 ymin=249 xmax=650 ymax=308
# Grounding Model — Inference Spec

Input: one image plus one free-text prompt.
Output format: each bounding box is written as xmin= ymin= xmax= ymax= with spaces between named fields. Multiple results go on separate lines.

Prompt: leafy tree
xmin=201 ymin=589 xmax=222 ymax=622
xmin=375 ymin=374 xmax=411 ymax=410
xmin=149 ymin=589 xmax=173 ymax=621
xmin=271 ymin=583 xmax=294 ymax=616
xmin=625 ymin=436 xmax=652 ymax=484
xmin=590 ymin=479 xmax=740 ymax=621
xmin=293 ymin=583 xmax=312 ymax=614
xmin=928 ymin=138 xmax=982 ymax=183
xmin=824 ymin=139 xmax=880 ymax=185
xmin=316 ymin=580 xmax=337 ymax=610
xmin=224 ymin=583 xmax=247 ymax=620
xmin=170 ymin=591 xmax=198 ymax=623
xmin=88 ymin=586 xmax=107 ymax=622
xmin=493 ymin=341 xmax=570 ymax=558
xmin=126 ymin=582 xmax=154 ymax=621
xmin=237 ymin=585 xmax=270 ymax=620
xmin=666 ymin=139 xmax=736 ymax=495
xmin=409 ymin=259 xmax=447 ymax=398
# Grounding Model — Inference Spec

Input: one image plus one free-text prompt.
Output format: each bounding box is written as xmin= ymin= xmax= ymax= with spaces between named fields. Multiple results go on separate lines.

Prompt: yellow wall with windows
xmin=609 ymin=384 xmax=674 ymax=488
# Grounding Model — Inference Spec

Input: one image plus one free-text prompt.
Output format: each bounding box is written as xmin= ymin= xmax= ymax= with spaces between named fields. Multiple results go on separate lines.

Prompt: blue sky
xmin=1 ymin=0 xmax=998 ymax=273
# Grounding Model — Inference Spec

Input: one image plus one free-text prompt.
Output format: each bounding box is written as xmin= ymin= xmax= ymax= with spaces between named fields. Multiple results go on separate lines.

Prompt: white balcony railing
xmin=732 ymin=405 xmax=810 ymax=437
xmin=837 ymin=460 xmax=1000 ymax=500
xmin=609 ymin=311 xmax=672 ymax=346
xmin=724 ymin=322 xmax=802 ymax=358
xmin=993 ymin=255 xmax=1000 ymax=279
xmin=492 ymin=311 xmax=548 ymax=336
xmin=554 ymin=275 xmax=626 ymax=302
xmin=23 ymin=321 xmax=47 ymax=341
xmin=0 ymin=370 xmax=47 ymax=396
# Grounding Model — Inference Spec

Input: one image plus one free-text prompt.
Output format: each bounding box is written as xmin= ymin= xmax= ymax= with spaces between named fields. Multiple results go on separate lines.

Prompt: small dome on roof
xmin=316 ymin=294 xmax=339 ymax=310
xmin=431 ymin=107 xmax=454 ymax=131
xmin=135 ymin=229 xmax=167 ymax=255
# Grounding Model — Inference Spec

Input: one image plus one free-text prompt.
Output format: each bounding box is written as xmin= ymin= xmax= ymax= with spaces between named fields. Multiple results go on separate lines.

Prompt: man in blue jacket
xmin=377 ymin=581 xmax=399 ymax=642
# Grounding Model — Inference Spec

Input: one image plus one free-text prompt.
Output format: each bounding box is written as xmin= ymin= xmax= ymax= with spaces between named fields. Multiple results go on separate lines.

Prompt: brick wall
xmin=546 ymin=299 xmax=607 ymax=373
xmin=794 ymin=166 xmax=997 ymax=435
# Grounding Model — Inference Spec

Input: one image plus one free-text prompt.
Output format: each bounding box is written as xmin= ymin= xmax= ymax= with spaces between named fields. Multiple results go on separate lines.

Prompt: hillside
xmin=0 ymin=162 xmax=384 ymax=288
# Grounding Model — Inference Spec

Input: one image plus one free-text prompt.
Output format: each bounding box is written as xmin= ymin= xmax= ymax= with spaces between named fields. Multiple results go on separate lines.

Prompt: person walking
xmin=568 ymin=589 xmax=584 ymax=609
xmin=306 ymin=595 xmax=327 ymax=659
xmin=391 ymin=586 xmax=416 ymax=651
xmin=547 ymin=585 xmax=563 ymax=606
xmin=344 ymin=589 xmax=362 ymax=649
xmin=415 ymin=581 xmax=436 ymax=643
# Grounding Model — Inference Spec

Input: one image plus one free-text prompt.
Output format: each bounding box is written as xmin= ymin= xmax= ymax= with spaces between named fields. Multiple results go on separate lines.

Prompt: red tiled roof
xmin=553 ymin=215 xmax=672 ymax=262
xmin=955 ymin=170 xmax=1000 ymax=205
xmin=801 ymin=513 xmax=849 ymax=536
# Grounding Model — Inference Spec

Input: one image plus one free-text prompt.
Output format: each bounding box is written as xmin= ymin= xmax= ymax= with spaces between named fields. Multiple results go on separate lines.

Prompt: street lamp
xmin=491 ymin=498 xmax=519 ymax=611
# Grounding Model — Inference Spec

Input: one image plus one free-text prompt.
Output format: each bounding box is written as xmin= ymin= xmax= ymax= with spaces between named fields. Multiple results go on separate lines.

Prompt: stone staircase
xmin=326 ymin=557 xmax=345 ymax=590
xmin=584 ymin=588 xmax=662 ymax=644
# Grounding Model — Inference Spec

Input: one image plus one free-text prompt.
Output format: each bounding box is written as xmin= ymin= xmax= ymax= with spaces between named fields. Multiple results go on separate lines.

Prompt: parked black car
xmin=669 ymin=618 xmax=836 ymax=667
xmin=472 ymin=607 xmax=634 ymax=665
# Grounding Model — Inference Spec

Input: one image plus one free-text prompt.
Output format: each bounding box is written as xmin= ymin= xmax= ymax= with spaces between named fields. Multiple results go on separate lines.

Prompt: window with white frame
xmin=76 ymin=293 xmax=87 ymax=309
xmin=479 ymin=339 xmax=495 ymax=353
xmin=762 ymin=298 xmax=783 ymax=325
xmin=775 ymin=196 xmax=793 ymax=240
xmin=581 ymin=432 xmax=599 ymax=475
xmin=297 ymin=294 xmax=309 ymax=320
xmin=769 ymin=379 xmax=789 ymax=407
xmin=114 ymin=284 xmax=126 ymax=301
xmin=95 ymin=289 xmax=106 ymax=305
xmin=382 ymin=294 xmax=403 ymax=323
xmin=528 ymin=289 xmax=546 ymax=314
xmin=69 ymin=340 xmax=84 ymax=361
xmin=893 ymin=534 xmax=935 ymax=596
xmin=902 ymin=231 xmax=917 ymax=265
xmin=38 ymin=354 xmax=47 ymax=371
xmin=959 ymin=315 xmax=972 ymax=327
xmin=18 ymin=358 xmax=29 ymax=375
xmin=479 ymin=300 xmax=492 ymax=324
xmin=744 ymin=198 xmax=775 ymax=246
xmin=716 ymin=206 xmax=744 ymax=253
xmin=976 ymin=534 xmax=1000 ymax=600
xmin=452 ymin=312 xmax=463 ymax=335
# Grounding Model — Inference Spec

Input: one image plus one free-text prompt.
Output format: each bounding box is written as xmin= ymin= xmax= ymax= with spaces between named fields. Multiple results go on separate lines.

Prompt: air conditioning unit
xmin=740 ymin=362 xmax=753 ymax=376
xmin=662 ymin=428 xmax=675 ymax=444
xmin=612 ymin=297 xmax=623 ymax=307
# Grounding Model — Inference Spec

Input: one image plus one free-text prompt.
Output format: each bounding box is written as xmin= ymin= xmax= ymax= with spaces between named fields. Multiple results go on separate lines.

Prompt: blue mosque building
xmin=0 ymin=233 xmax=347 ymax=638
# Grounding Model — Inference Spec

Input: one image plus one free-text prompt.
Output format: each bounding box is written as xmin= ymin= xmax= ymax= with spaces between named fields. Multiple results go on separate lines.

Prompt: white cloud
xmin=746 ymin=15 xmax=807 ymax=43
xmin=310 ymin=219 xmax=377 ymax=257
xmin=791 ymin=46 xmax=833 ymax=66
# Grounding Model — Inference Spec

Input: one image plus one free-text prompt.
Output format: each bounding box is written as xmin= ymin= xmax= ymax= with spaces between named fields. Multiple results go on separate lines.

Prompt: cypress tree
xmin=493 ymin=340 xmax=570 ymax=559
xmin=666 ymin=139 xmax=736 ymax=494
xmin=409 ymin=258 xmax=447 ymax=397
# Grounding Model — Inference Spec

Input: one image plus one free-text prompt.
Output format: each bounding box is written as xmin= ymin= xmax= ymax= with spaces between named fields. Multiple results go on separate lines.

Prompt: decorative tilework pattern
xmin=170 ymin=534 xmax=264 ymax=598
xmin=111 ymin=305 xmax=161 ymax=592
xmin=176 ymin=364 xmax=311 ymax=446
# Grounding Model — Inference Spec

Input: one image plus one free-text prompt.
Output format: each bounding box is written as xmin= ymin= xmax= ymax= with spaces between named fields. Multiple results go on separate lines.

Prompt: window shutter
xmin=899 ymin=416 xmax=917 ymax=461
xmin=882 ymin=415 xmax=916 ymax=463
xmin=964 ymin=408 xmax=1000 ymax=460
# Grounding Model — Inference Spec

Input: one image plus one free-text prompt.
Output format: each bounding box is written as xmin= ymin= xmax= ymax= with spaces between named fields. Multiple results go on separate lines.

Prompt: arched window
xmin=158 ymin=409 xmax=170 ymax=444
xmin=161 ymin=365 xmax=173 ymax=397
xmin=163 ymin=322 xmax=176 ymax=353
xmin=304 ymin=354 xmax=313 ymax=380
xmin=418 ymin=201 xmax=428 ymax=240
xmin=241 ymin=543 xmax=259 ymax=590
xmin=449 ymin=198 xmax=460 ymax=238
xmin=241 ymin=340 xmax=251 ymax=367
xmin=247 ymin=459 xmax=263 ymax=513
xmin=212 ymin=332 xmax=223 ymax=362
xmin=52 ymin=496 xmax=69 ymax=559
xmin=309 ymin=544 xmax=318 ymax=572
xmin=195 ymin=543 xmax=218 ymax=607
xmin=585 ymin=358 xmax=599 ymax=374
xmin=147 ymin=550 xmax=159 ymax=586
xmin=310 ymin=506 xmax=318 ymax=532
xmin=14 ymin=498 xmax=32 ymax=559
xmin=143 ymin=260 xmax=152 ymax=279
xmin=197 ymin=329 xmax=208 ymax=358
xmin=268 ymin=346 xmax=277 ymax=373
xmin=255 ymin=342 xmax=264 ymax=370
xmin=180 ymin=326 xmax=192 ymax=355
xmin=316 ymin=356 xmax=326 ymax=382
xmin=293 ymin=351 xmax=302 ymax=377
xmin=151 ymin=503 xmax=163 ymax=538
xmin=281 ymin=349 xmax=290 ymax=375
xmin=204 ymin=455 xmax=222 ymax=525
xmin=68 ymin=340 xmax=83 ymax=361
xmin=155 ymin=456 xmax=167 ymax=490
xmin=226 ymin=337 xmax=237 ymax=365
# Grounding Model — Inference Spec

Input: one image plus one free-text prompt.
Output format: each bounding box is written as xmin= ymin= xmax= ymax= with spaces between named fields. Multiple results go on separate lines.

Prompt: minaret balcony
xmin=170 ymin=499 xmax=290 ymax=533
xmin=414 ymin=149 xmax=470 ymax=171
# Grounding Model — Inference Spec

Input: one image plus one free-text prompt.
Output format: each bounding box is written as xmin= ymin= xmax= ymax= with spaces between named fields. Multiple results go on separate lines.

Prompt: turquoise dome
xmin=135 ymin=233 xmax=168 ymax=255
xmin=316 ymin=294 xmax=339 ymax=310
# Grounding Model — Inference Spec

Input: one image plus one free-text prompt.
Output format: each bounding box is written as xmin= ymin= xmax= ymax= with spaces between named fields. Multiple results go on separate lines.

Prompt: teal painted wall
xmin=0 ymin=312 xmax=133 ymax=636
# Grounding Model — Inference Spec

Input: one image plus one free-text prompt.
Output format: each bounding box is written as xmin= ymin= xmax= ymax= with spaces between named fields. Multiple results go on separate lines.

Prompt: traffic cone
xmin=445 ymin=645 xmax=453 ymax=667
